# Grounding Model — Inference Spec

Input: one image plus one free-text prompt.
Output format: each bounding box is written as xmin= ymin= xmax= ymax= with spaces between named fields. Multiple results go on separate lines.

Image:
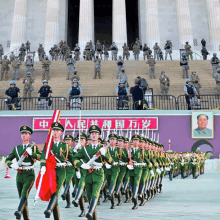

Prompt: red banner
xmin=33 ymin=117 xmax=158 ymax=131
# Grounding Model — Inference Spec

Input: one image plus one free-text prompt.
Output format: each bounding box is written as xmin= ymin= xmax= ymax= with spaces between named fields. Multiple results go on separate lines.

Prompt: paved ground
xmin=0 ymin=168 xmax=220 ymax=220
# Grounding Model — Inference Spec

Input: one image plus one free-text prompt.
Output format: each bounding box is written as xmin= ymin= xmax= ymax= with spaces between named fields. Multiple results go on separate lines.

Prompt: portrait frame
xmin=191 ymin=110 xmax=214 ymax=139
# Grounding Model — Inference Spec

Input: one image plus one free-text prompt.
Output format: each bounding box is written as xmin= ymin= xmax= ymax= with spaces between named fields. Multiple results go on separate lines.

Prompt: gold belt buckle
xmin=22 ymin=166 xmax=25 ymax=170
xmin=91 ymin=165 xmax=94 ymax=170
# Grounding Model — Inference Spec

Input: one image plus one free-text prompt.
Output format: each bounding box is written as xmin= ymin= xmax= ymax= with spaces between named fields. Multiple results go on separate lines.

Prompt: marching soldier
xmin=23 ymin=72 xmax=34 ymax=100
xmin=191 ymin=71 xmax=201 ymax=94
xmin=94 ymin=56 xmax=101 ymax=79
xmin=122 ymin=43 xmax=130 ymax=61
xmin=147 ymin=55 xmax=156 ymax=79
xmin=159 ymin=70 xmax=170 ymax=96
xmin=164 ymin=40 xmax=172 ymax=60
xmin=40 ymin=122 xmax=75 ymax=219
xmin=38 ymin=44 xmax=45 ymax=61
xmin=185 ymin=42 xmax=193 ymax=60
xmin=42 ymin=56 xmax=51 ymax=80
xmin=180 ymin=54 xmax=189 ymax=79
xmin=72 ymin=125 xmax=113 ymax=220
xmin=74 ymin=44 xmax=80 ymax=61
xmin=0 ymin=55 xmax=11 ymax=81
xmin=5 ymin=125 xmax=41 ymax=220
xmin=11 ymin=56 xmax=22 ymax=80
xmin=210 ymin=53 xmax=219 ymax=78
xmin=111 ymin=42 xmax=118 ymax=61
xmin=66 ymin=54 xmax=76 ymax=80
xmin=25 ymin=55 xmax=34 ymax=77
xmin=153 ymin=43 xmax=160 ymax=60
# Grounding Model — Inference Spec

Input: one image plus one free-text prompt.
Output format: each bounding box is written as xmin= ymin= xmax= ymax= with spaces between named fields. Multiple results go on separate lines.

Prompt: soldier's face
xmin=90 ymin=132 xmax=99 ymax=141
xmin=52 ymin=129 xmax=63 ymax=138
xmin=80 ymin=138 xmax=86 ymax=146
xmin=21 ymin=132 xmax=31 ymax=142
xmin=118 ymin=140 xmax=124 ymax=148
xmin=140 ymin=142 xmax=145 ymax=149
xmin=124 ymin=143 xmax=129 ymax=149
xmin=65 ymin=139 xmax=73 ymax=146
xmin=133 ymin=139 xmax=139 ymax=147
xmin=197 ymin=115 xmax=208 ymax=130
xmin=110 ymin=138 xmax=117 ymax=146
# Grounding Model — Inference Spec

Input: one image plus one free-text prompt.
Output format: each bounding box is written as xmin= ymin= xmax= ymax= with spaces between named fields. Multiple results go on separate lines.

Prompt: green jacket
xmin=6 ymin=144 xmax=41 ymax=168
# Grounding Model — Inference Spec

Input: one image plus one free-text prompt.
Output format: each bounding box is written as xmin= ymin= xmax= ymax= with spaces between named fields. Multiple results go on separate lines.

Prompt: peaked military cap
xmin=77 ymin=132 xmax=87 ymax=140
xmin=102 ymin=138 xmax=107 ymax=144
xmin=20 ymin=125 xmax=33 ymax=134
xmin=117 ymin=136 xmax=125 ymax=141
xmin=132 ymin=134 xmax=141 ymax=140
xmin=64 ymin=134 xmax=74 ymax=141
xmin=52 ymin=122 xmax=64 ymax=132
xmin=88 ymin=125 xmax=101 ymax=135
xmin=109 ymin=133 xmax=117 ymax=140
xmin=124 ymin=138 xmax=129 ymax=143
xmin=140 ymin=137 xmax=146 ymax=142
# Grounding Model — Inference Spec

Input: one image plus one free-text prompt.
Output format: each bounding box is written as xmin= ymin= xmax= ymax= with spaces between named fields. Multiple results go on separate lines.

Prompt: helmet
xmin=43 ymin=79 xmax=48 ymax=83
xmin=119 ymin=79 xmax=125 ymax=84
xmin=121 ymin=67 xmax=125 ymax=72
xmin=186 ymin=78 xmax=192 ymax=83
xmin=10 ymin=80 xmax=16 ymax=85
xmin=192 ymin=70 xmax=196 ymax=73
xmin=73 ymin=79 xmax=78 ymax=83
xmin=213 ymin=53 xmax=217 ymax=56
xmin=26 ymin=72 xmax=31 ymax=76
xmin=161 ymin=70 xmax=165 ymax=73
xmin=4 ymin=55 xmax=7 ymax=59
xmin=119 ymin=56 xmax=122 ymax=59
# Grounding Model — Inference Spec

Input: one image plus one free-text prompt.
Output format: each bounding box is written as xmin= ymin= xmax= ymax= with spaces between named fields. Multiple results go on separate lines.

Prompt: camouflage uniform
xmin=164 ymin=41 xmax=172 ymax=60
xmin=185 ymin=43 xmax=193 ymax=60
xmin=180 ymin=55 xmax=189 ymax=79
xmin=96 ymin=41 xmax=103 ymax=60
xmin=116 ymin=57 xmax=124 ymax=79
xmin=104 ymin=50 xmax=109 ymax=61
xmin=25 ymin=56 xmax=34 ymax=77
xmin=0 ymin=56 xmax=11 ymax=81
xmin=74 ymin=45 xmax=80 ymax=61
xmin=153 ymin=43 xmax=160 ymax=60
xmin=62 ymin=42 xmax=68 ymax=61
xmin=42 ymin=58 xmax=51 ymax=80
xmin=133 ymin=44 xmax=140 ymax=61
xmin=159 ymin=73 xmax=170 ymax=95
xmin=122 ymin=43 xmax=130 ymax=60
xmin=0 ymin=44 xmax=4 ymax=61
xmin=38 ymin=44 xmax=44 ymax=61
xmin=94 ymin=58 xmax=101 ymax=79
xmin=23 ymin=73 xmax=34 ymax=99
xmin=143 ymin=45 xmax=149 ymax=61
xmin=26 ymin=41 xmax=31 ymax=52
xmin=147 ymin=57 xmax=156 ymax=79
xmin=10 ymin=52 xmax=15 ymax=62
xmin=11 ymin=57 xmax=22 ymax=80
xmin=66 ymin=56 xmax=76 ymax=80
xmin=53 ymin=45 xmax=60 ymax=61
xmin=210 ymin=54 xmax=219 ymax=78
xmin=85 ymin=43 xmax=91 ymax=61
xmin=111 ymin=43 xmax=118 ymax=60
xmin=191 ymin=72 xmax=200 ymax=94
xmin=19 ymin=44 xmax=26 ymax=61
xmin=66 ymin=47 xmax=72 ymax=60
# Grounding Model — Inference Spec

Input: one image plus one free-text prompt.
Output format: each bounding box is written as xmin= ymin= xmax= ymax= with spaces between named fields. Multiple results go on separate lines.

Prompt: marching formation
xmin=5 ymin=112 xmax=206 ymax=220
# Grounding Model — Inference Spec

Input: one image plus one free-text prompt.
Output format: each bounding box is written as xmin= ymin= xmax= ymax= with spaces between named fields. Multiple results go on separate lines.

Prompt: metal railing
xmin=1 ymin=94 xmax=220 ymax=110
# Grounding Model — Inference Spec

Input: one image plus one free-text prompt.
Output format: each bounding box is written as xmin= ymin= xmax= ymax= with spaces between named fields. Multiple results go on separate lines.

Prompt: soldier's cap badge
xmin=92 ymin=126 xmax=96 ymax=129
xmin=135 ymin=135 xmax=137 ymax=137
xmin=23 ymin=126 xmax=26 ymax=129
xmin=55 ymin=123 xmax=58 ymax=126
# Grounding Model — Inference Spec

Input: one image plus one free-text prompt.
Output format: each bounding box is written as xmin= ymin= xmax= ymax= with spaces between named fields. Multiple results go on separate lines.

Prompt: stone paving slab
xmin=0 ymin=169 xmax=220 ymax=220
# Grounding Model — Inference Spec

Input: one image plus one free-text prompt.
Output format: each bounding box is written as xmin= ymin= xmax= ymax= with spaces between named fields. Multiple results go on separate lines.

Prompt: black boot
xmin=122 ymin=181 xmax=129 ymax=195
xmin=53 ymin=206 xmax=60 ymax=220
xmin=138 ymin=184 xmax=145 ymax=200
xmin=65 ymin=192 xmax=71 ymax=208
xmin=86 ymin=198 xmax=98 ymax=219
xmin=22 ymin=206 xmax=30 ymax=220
xmin=93 ymin=209 xmax=97 ymax=220
xmin=150 ymin=188 xmax=154 ymax=199
xmin=107 ymin=185 xmax=115 ymax=199
xmin=147 ymin=190 xmax=151 ymax=201
xmin=72 ymin=187 xmax=84 ymax=207
xmin=102 ymin=187 xmax=108 ymax=203
xmin=132 ymin=186 xmax=138 ymax=210
xmin=114 ymin=183 xmax=122 ymax=198
xmin=124 ymin=189 xmax=131 ymax=203
xmin=72 ymin=185 xmax=77 ymax=198
xmin=78 ymin=197 xmax=85 ymax=217
xmin=110 ymin=194 xmax=115 ymax=209
xmin=44 ymin=194 xmax=58 ymax=218
xmin=61 ymin=184 xmax=70 ymax=200
xmin=14 ymin=196 xmax=27 ymax=219
xmin=97 ymin=196 xmax=101 ymax=205
xmin=169 ymin=173 xmax=173 ymax=181
xmin=159 ymin=184 xmax=163 ymax=193
xmin=139 ymin=195 xmax=147 ymax=206
xmin=117 ymin=191 xmax=122 ymax=206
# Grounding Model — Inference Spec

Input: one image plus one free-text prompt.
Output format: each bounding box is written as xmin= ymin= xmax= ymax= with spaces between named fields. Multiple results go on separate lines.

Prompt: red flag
xmin=35 ymin=110 xmax=61 ymax=201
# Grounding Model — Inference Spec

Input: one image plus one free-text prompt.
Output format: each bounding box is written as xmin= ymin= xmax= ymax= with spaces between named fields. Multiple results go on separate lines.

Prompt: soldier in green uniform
xmin=5 ymin=125 xmax=41 ymax=220
xmin=72 ymin=132 xmax=88 ymax=217
xmin=40 ymin=122 xmax=74 ymax=219
xmin=61 ymin=134 xmax=74 ymax=208
xmin=72 ymin=125 xmax=113 ymax=220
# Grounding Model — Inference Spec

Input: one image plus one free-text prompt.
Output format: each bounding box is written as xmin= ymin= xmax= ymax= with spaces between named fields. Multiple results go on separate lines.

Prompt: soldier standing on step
xmin=42 ymin=56 xmax=51 ymax=80
xmin=180 ymin=54 xmax=189 ymax=79
xmin=210 ymin=53 xmax=219 ymax=78
xmin=38 ymin=80 xmax=52 ymax=110
xmin=19 ymin=44 xmax=26 ymax=62
xmin=147 ymin=55 xmax=156 ymax=79
xmin=94 ymin=56 xmax=101 ymax=79
xmin=12 ymin=56 xmax=22 ymax=80
xmin=104 ymin=49 xmax=109 ymax=61
xmin=153 ymin=43 xmax=160 ymax=60
xmin=201 ymin=47 xmax=210 ymax=60
xmin=116 ymin=56 xmax=124 ymax=79
xmin=191 ymin=71 xmax=201 ymax=94
xmin=111 ymin=42 xmax=118 ymax=61
xmin=26 ymin=41 xmax=31 ymax=52
xmin=122 ymin=43 xmax=130 ymax=61
xmin=10 ymin=51 xmax=15 ymax=62
xmin=66 ymin=54 xmax=76 ymax=80
xmin=159 ymin=49 xmax=164 ymax=60
xmin=185 ymin=42 xmax=193 ymax=60
xmin=38 ymin=44 xmax=45 ymax=62
xmin=23 ymin=72 xmax=34 ymax=101
xmin=164 ymin=41 xmax=172 ymax=60
xmin=74 ymin=44 xmax=80 ymax=61
xmin=143 ymin=44 xmax=149 ymax=61
xmin=0 ymin=44 xmax=4 ymax=61
xmin=214 ymin=69 xmax=220 ymax=95
xmin=0 ymin=55 xmax=11 ymax=81
xmin=159 ymin=70 xmax=170 ymax=95
xmin=5 ymin=125 xmax=41 ymax=220
xmin=96 ymin=40 xmax=103 ymax=60
xmin=25 ymin=55 xmax=34 ymax=77
xmin=133 ymin=43 xmax=140 ymax=61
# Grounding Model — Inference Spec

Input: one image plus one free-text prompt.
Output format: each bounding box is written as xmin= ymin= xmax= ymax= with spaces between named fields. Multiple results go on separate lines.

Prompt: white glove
xmin=127 ymin=165 xmax=134 ymax=170
xmin=150 ymin=170 xmax=155 ymax=177
xmin=149 ymin=162 xmax=153 ymax=166
xmin=11 ymin=163 xmax=19 ymax=170
xmin=161 ymin=167 xmax=164 ymax=172
xmin=75 ymin=143 xmax=81 ymax=149
xmin=76 ymin=171 xmax=81 ymax=179
xmin=99 ymin=148 xmax=106 ymax=156
xmin=142 ymin=162 xmax=146 ymax=166
xmin=156 ymin=168 xmax=161 ymax=174
xmin=170 ymin=166 xmax=172 ymax=169
xmin=171 ymin=162 xmax=174 ymax=165
xmin=26 ymin=148 xmax=32 ymax=156
xmin=74 ymin=148 xmax=78 ymax=153
xmin=41 ymin=166 xmax=46 ymax=175
xmin=105 ymin=164 xmax=112 ymax=169
xmin=167 ymin=167 xmax=170 ymax=171
xmin=81 ymin=163 xmax=91 ymax=170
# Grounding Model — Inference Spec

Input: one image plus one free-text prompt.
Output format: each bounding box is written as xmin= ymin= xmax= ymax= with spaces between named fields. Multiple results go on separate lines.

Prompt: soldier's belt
xmin=66 ymin=161 xmax=72 ymax=166
xmin=91 ymin=165 xmax=103 ymax=170
xmin=112 ymin=162 xmax=119 ymax=166
xmin=18 ymin=165 xmax=34 ymax=171
xmin=134 ymin=163 xmax=143 ymax=166
xmin=119 ymin=162 xmax=127 ymax=166
xmin=56 ymin=163 xmax=66 ymax=167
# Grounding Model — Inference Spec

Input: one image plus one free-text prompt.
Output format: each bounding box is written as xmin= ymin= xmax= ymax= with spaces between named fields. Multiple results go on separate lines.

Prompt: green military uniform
xmin=72 ymin=125 xmax=113 ymax=220
xmin=5 ymin=125 xmax=41 ymax=220
xmin=41 ymin=122 xmax=74 ymax=220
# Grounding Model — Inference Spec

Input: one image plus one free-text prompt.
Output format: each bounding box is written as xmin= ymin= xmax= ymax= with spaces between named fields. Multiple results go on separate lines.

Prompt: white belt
xmin=113 ymin=162 xmax=119 ymax=166
xmin=119 ymin=162 xmax=127 ymax=166
xmin=66 ymin=161 xmax=72 ymax=166
xmin=92 ymin=165 xmax=103 ymax=170
xmin=56 ymin=163 xmax=66 ymax=167
xmin=18 ymin=165 xmax=34 ymax=170
xmin=21 ymin=162 xmax=32 ymax=166
xmin=134 ymin=163 xmax=143 ymax=166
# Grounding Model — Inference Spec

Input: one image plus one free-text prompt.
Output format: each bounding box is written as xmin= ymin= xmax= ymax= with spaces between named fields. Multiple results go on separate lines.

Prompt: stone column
xmin=138 ymin=0 xmax=146 ymax=45
xmin=44 ymin=0 xmax=60 ymax=54
xmin=10 ymin=0 xmax=28 ymax=52
xmin=145 ymin=0 xmax=160 ymax=49
xmin=112 ymin=0 xmax=127 ymax=51
xmin=206 ymin=0 xmax=220 ymax=51
xmin=176 ymin=0 xmax=194 ymax=49
xmin=78 ymin=0 xmax=94 ymax=51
